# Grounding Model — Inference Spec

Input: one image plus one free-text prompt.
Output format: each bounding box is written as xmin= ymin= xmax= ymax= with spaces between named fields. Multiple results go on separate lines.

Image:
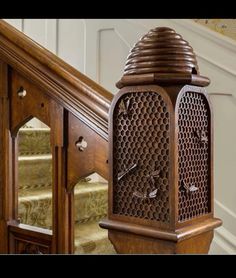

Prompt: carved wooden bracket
xmin=20 ymin=243 xmax=44 ymax=254
xmin=67 ymin=112 xmax=109 ymax=191
xmin=10 ymin=69 xmax=51 ymax=136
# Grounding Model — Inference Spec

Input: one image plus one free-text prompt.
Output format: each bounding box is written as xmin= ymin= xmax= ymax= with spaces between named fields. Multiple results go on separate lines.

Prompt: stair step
xmin=18 ymin=181 xmax=108 ymax=230
xmin=18 ymin=128 xmax=51 ymax=156
xmin=74 ymin=221 xmax=116 ymax=254
xmin=17 ymin=127 xmax=113 ymax=254
xmin=18 ymin=155 xmax=52 ymax=191
xmin=74 ymin=182 xmax=108 ymax=224
xmin=18 ymin=188 xmax=52 ymax=230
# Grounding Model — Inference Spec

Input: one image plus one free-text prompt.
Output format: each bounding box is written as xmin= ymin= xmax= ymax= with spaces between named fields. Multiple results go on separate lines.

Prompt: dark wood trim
xmin=8 ymin=223 xmax=52 ymax=254
xmin=116 ymin=73 xmax=210 ymax=89
xmin=100 ymin=217 xmax=222 ymax=243
xmin=9 ymin=222 xmax=53 ymax=236
xmin=0 ymin=61 xmax=13 ymax=253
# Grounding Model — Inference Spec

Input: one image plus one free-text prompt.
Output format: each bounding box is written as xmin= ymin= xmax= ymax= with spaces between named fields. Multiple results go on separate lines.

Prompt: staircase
xmin=18 ymin=127 xmax=115 ymax=254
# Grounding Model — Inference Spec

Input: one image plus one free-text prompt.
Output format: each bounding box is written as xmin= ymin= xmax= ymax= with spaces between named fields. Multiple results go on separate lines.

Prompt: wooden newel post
xmin=100 ymin=27 xmax=222 ymax=254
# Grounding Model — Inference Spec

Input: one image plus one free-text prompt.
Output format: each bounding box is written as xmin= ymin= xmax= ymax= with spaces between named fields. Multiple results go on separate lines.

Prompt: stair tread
xmin=75 ymin=182 xmax=107 ymax=194
xmin=18 ymin=128 xmax=51 ymax=156
xmin=18 ymin=154 xmax=52 ymax=161
xmin=20 ymin=128 xmax=50 ymax=131
xmin=19 ymin=181 xmax=107 ymax=198
xmin=19 ymin=187 xmax=52 ymax=199
xmin=18 ymin=187 xmax=53 ymax=230
xmin=74 ymin=221 xmax=116 ymax=254
xmin=19 ymin=181 xmax=108 ymax=229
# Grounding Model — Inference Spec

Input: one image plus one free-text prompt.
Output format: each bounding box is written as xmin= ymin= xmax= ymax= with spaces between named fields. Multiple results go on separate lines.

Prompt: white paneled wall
xmin=98 ymin=29 xmax=129 ymax=92
xmin=57 ymin=19 xmax=85 ymax=71
xmin=4 ymin=19 xmax=145 ymax=93
xmin=4 ymin=19 xmax=236 ymax=254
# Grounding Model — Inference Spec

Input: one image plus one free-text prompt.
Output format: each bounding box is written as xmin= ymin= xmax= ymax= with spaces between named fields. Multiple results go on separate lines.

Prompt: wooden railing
xmin=0 ymin=20 xmax=113 ymax=254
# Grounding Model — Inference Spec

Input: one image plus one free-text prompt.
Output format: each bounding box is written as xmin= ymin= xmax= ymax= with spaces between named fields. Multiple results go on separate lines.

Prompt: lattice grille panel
xmin=178 ymin=92 xmax=210 ymax=222
xmin=113 ymin=91 xmax=170 ymax=223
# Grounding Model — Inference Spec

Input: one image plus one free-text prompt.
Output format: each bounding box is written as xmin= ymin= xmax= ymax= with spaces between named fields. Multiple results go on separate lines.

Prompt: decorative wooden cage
xmin=100 ymin=27 xmax=222 ymax=254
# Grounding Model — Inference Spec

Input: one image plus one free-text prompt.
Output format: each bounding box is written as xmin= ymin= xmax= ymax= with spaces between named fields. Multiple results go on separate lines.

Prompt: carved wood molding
xmin=9 ymin=223 xmax=52 ymax=254
xmin=0 ymin=20 xmax=113 ymax=140
xmin=67 ymin=112 xmax=108 ymax=191
xmin=100 ymin=217 xmax=222 ymax=242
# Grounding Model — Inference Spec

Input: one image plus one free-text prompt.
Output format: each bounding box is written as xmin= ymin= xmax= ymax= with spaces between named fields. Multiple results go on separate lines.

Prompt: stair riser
xmin=18 ymin=183 xmax=108 ymax=229
xmin=18 ymin=158 xmax=52 ymax=190
xmin=74 ymin=222 xmax=116 ymax=254
xmin=18 ymin=129 xmax=51 ymax=156
xmin=18 ymin=195 xmax=52 ymax=230
xmin=74 ymin=236 xmax=115 ymax=254
xmin=74 ymin=186 xmax=107 ymax=224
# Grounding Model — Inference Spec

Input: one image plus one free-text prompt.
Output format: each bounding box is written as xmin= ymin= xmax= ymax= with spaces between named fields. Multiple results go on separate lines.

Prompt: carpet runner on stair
xmin=18 ymin=128 xmax=51 ymax=156
xmin=18 ymin=154 xmax=52 ymax=190
xmin=18 ymin=127 xmax=115 ymax=254
xmin=74 ymin=222 xmax=115 ymax=254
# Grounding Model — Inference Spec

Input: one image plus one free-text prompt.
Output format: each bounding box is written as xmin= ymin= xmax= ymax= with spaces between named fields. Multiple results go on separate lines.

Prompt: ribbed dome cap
xmin=124 ymin=27 xmax=199 ymax=76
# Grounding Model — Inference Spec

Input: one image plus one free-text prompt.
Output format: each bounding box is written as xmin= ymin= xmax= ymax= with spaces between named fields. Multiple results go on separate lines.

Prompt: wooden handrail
xmin=0 ymin=20 xmax=113 ymax=140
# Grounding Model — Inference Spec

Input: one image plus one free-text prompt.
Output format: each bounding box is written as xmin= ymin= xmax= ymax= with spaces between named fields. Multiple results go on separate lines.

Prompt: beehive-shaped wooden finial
xmin=117 ymin=27 xmax=210 ymax=88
